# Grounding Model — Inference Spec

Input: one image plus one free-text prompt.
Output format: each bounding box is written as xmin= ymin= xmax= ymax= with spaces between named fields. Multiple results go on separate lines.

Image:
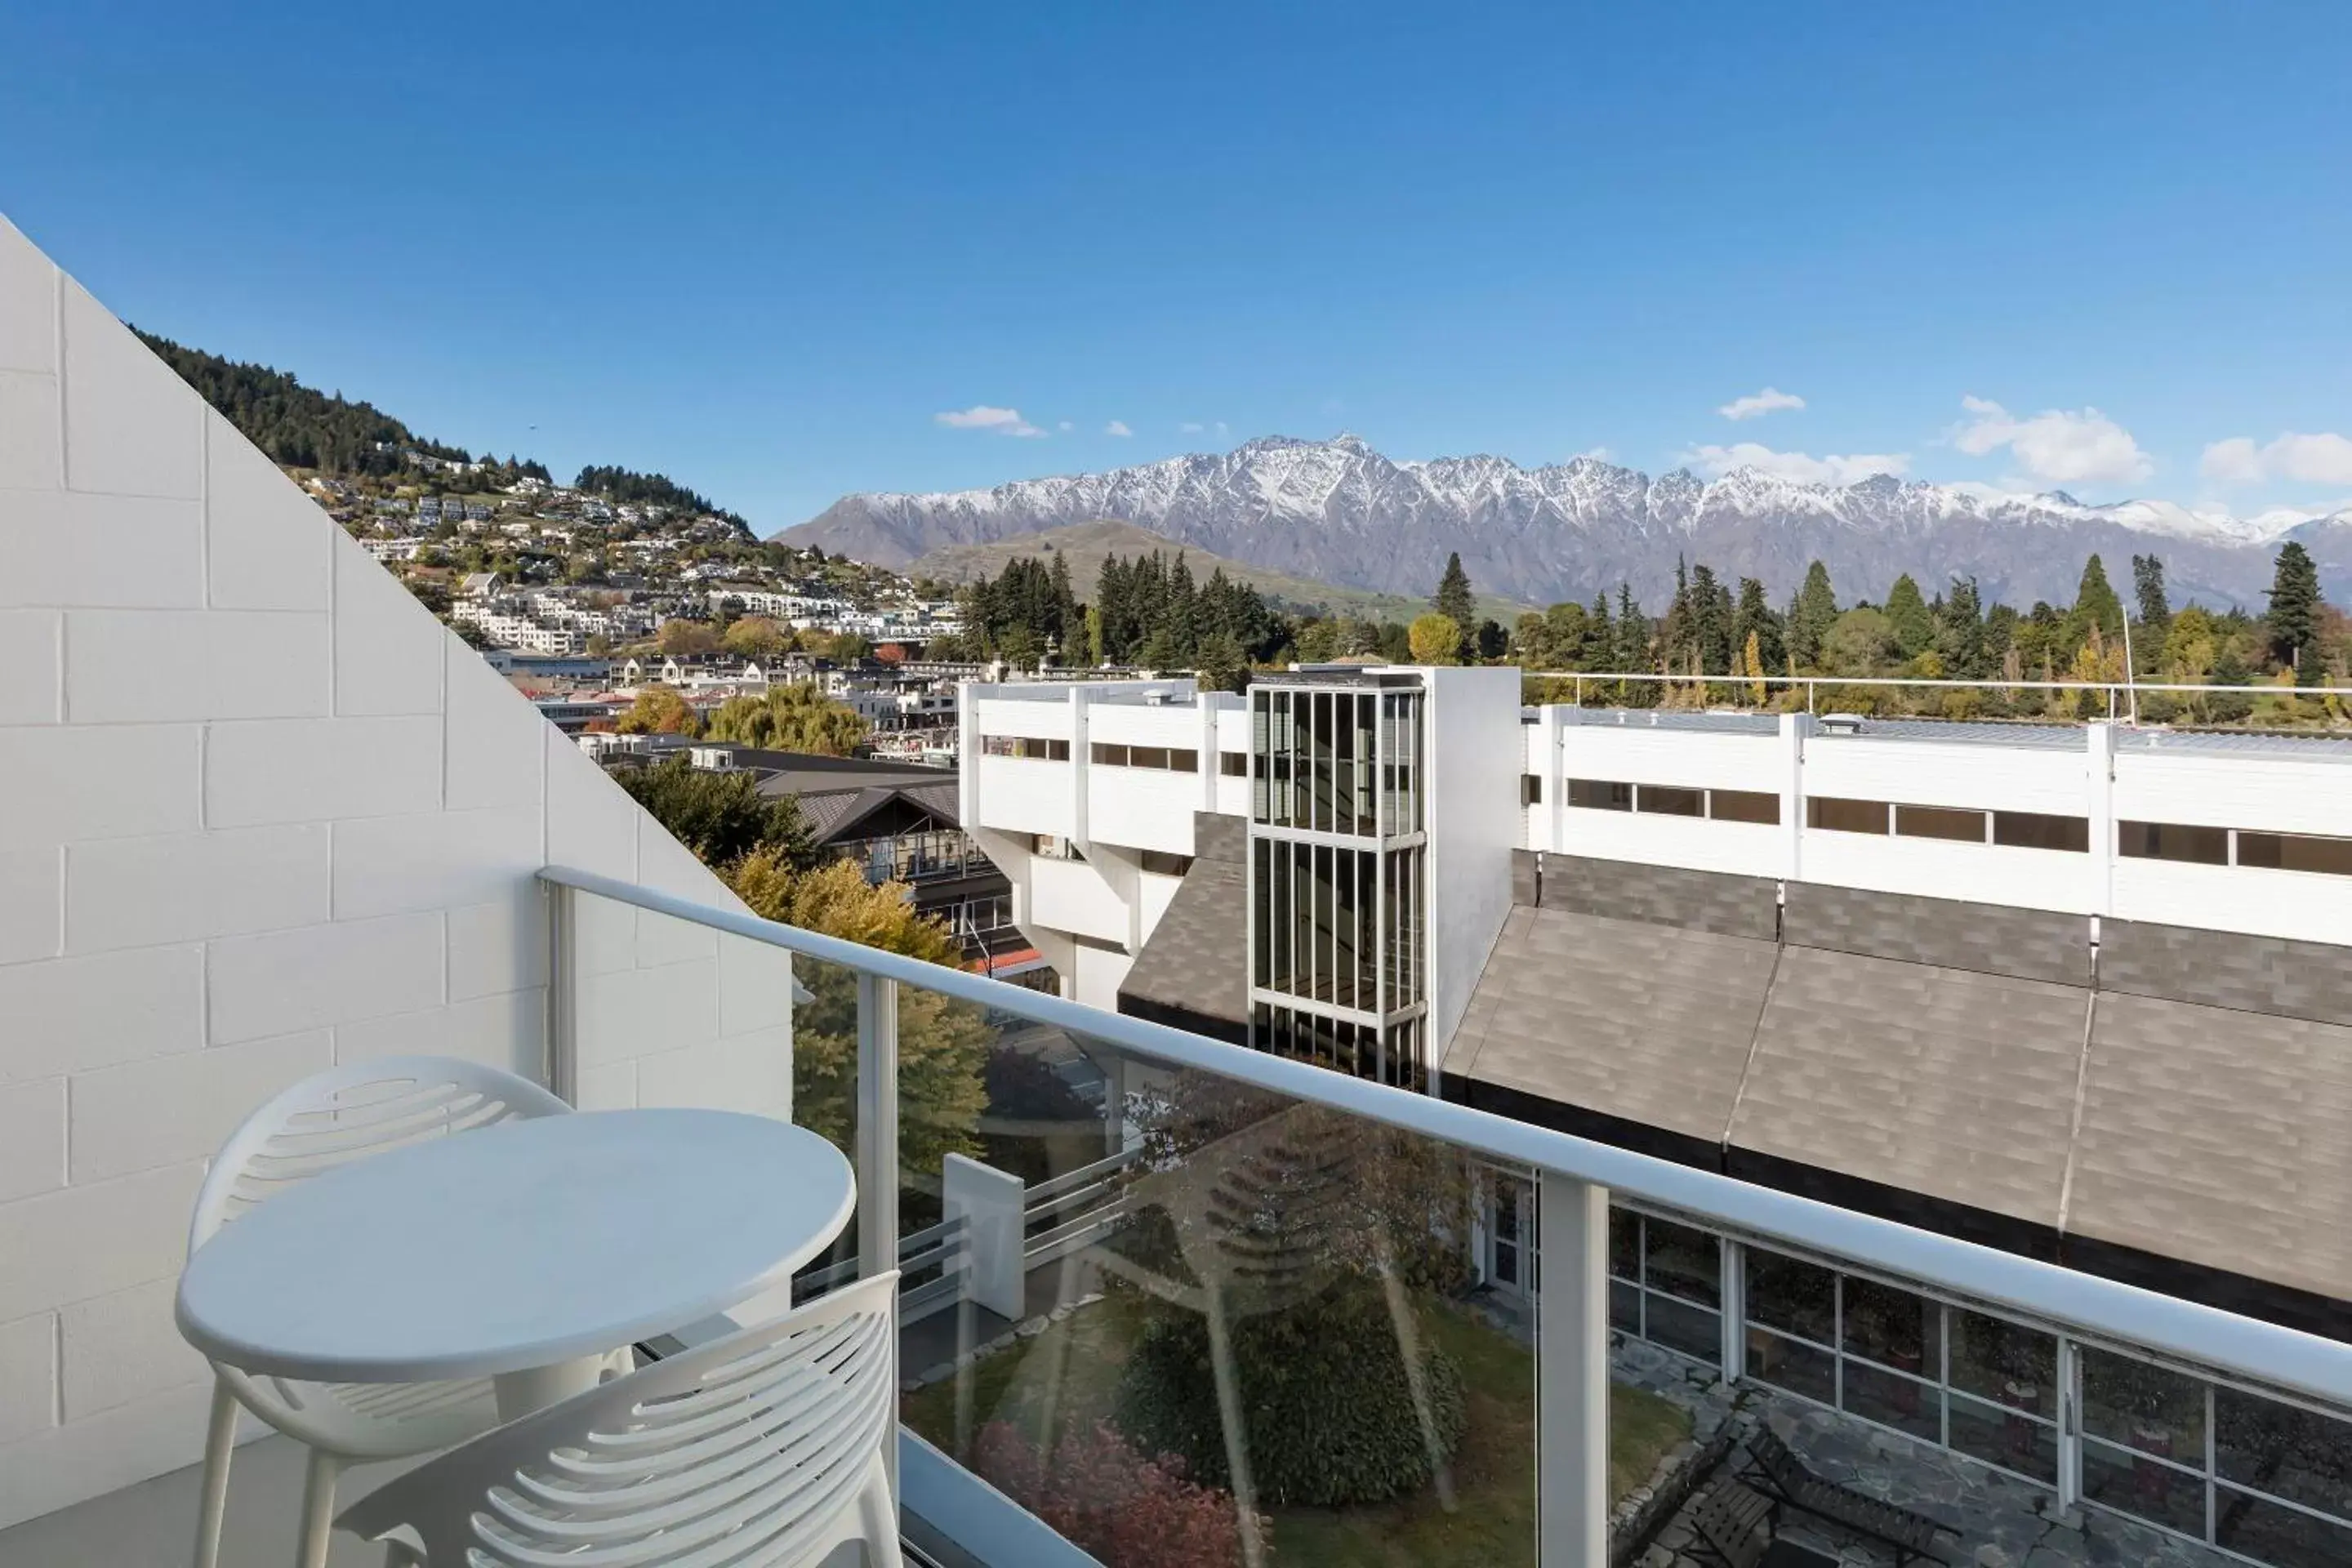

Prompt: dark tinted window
xmin=1220 ymin=751 xmax=1249 ymax=777
xmin=1709 ymin=789 xmax=1780 ymax=825
xmin=1637 ymin=784 xmax=1704 ymax=817
xmin=2237 ymin=831 xmax=2352 ymax=877
xmin=1138 ymin=849 xmax=1193 ymax=877
xmin=1167 ymin=748 xmax=1200 ymax=773
xmin=2118 ymin=820 xmax=2228 ymax=865
xmin=1807 ymin=796 xmax=1889 ymax=834
xmin=1993 ymin=812 xmax=2089 ymax=853
xmin=1567 ymin=778 xmax=1633 ymax=811
xmin=1129 ymin=746 xmax=1168 ymax=770
xmin=1521 ymin=774 xmax=1544 ymax=805
xmin=1895 ymin=804 xmax=1986 ymax=843
xmin=1090 ymin=742 xmax=1129 ymax=766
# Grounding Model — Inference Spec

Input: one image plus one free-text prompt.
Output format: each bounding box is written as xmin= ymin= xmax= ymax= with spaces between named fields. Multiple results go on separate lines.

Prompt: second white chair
xmin=185 ymin=1055 xmax=587 ymax=1568
xmin=334 ymin=1271 xmax=904 ymax=1567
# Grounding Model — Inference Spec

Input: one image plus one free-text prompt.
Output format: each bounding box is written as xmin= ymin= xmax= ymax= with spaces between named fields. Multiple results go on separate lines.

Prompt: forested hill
xmin=137 ymin=330 xmax=755 ymax=537
xmin=132 ymin=329 xmax=493 ymax=477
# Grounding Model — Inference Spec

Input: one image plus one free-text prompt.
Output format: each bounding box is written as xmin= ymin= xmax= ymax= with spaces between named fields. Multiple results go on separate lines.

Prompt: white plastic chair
xmin=335 ymin=1271 xmax=904 ymax=1568
xmin=186 ymin=1055 xmax=586 ymax=1568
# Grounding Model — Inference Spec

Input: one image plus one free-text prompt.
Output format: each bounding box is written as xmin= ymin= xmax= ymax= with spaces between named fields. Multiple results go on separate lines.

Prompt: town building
xmin=960 ymin=668 xmax=2352 ymax=1564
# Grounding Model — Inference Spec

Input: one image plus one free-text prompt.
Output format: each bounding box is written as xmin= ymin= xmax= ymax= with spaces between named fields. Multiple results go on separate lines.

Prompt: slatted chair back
xmin=188 ymin=1055 xmax=572 ymax=1456
xmin=336 ymin=1272 xmax=902 ymax=1568
xmin=1689 ymin=1480 xmax=1771 ymax=1568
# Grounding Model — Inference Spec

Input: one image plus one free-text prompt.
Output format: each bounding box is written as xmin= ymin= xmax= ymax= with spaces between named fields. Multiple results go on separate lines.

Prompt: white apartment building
xmin=961 ymin=669 xmax=2352 ymax=1566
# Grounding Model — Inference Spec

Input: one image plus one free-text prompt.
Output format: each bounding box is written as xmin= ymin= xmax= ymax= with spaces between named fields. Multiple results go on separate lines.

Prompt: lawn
xmin=902 ymin=1296 xmax=1691 ymax=1567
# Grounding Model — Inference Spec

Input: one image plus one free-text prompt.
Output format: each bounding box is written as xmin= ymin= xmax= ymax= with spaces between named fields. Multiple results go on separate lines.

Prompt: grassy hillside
xmin=911 ymin=519 xmax=1535 ymax=623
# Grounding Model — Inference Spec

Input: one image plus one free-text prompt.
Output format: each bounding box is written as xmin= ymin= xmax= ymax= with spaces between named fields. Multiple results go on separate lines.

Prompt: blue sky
xmin=3 ymin=1 xmax=2347 ymax=532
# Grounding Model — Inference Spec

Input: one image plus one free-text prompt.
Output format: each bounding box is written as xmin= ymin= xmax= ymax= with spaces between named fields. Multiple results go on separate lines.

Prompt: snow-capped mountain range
xmin=779 ymin=434 xmax=2352 ymax=610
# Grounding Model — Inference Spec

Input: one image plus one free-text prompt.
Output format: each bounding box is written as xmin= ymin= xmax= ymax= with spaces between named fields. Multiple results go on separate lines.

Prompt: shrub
xmin=1115 ymin=1277 xmax=1467 ymax=1507
xmin=974 ymin=1419 xmax=1256 ymax=1568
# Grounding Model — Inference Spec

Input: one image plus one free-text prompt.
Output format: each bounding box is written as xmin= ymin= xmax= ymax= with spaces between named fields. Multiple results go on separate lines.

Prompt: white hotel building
xmin=961 ymin=666 xmax=2352 ymax=1566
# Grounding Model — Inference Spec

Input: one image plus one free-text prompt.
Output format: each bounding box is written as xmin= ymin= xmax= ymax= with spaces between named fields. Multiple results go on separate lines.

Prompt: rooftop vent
xmin=1818 ymin=713 xmax=1868 ymax=735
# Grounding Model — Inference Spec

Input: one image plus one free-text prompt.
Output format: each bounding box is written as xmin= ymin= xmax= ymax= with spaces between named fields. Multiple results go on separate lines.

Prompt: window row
xmin=1089 ymin=742 xmax=1199 ymax=773
xmin=981 ymin=734 xmax=1070 ymax=761
xmin=2121 ymin=821 xmax=2352 ymax=878
xmin=1804 ymin=796 xmax=2090 ymax=849
xmin=1138 ymin=849 xmax=1192 ymax=877
xmin=1250 ymin=688 xmax=1423 ymax=836
xmin=1563 ymin=777 xmax=1783 ymax=825
xmin=1252 ymin=1001 xmax=1423 ymax=1089
xmin=1600 ymin=1207 xmax=2352 ymax=1567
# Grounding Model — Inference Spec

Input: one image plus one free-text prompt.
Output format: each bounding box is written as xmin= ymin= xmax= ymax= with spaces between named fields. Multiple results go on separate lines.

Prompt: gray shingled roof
xmin=1117 ymin=850 xmax=1249 ymax=1036
xmin=1446 ymin=853 xmax=2352 ymax=1307
xmin=2070 ymin=992 xmax=2352 ymax=1304
xmin=1448 ymin=906 xmax=1775 ymax=1146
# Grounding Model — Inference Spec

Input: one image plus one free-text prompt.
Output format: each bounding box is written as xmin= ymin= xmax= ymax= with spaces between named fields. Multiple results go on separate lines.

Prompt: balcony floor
xmin=0 ymin=1432 xmax=423 ymax=1567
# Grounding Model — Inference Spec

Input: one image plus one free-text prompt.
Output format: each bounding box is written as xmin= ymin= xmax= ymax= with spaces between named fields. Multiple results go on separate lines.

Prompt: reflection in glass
xmin=1643 ymin=1217 xmax=1720 ymax=1309
xmin=2082 ymin=1346 xmax=2207 ymax=1459
xmin=1842 ymin=1358 xmax=1940 ymax=1445
xmin=1948 ymin=1309 xmax=2055 ymax=1419
xmin=2082 ymin=1437 xmax=2208 ymax=1539
xmin=2215 ymin=1486 xmax=2352 ymax=1568
xmin=1746 ymin=1247 xmax=1835 ymax=1343
xmin=1842 ymin=1276 xmax=1939 ymax=1375
xmin=1747 ymin=1328 xmax=1836 ymax=1405
xmin=1949 ymin=1392 xmax=2058 ymax=1485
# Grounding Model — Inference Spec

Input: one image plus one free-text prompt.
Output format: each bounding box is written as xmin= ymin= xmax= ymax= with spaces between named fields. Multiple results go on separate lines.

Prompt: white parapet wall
xmin=0 ymin=213 xmax=795 ymax=1529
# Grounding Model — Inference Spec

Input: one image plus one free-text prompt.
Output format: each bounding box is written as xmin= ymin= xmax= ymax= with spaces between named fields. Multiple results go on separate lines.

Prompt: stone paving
xmin=1607 ymin=1339 xmax=2232 ymax=1568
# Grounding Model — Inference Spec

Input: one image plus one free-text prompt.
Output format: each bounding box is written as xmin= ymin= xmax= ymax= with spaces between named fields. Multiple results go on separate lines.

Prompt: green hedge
xmin=1113 ymin=1280 xmax=1467 ymax=1507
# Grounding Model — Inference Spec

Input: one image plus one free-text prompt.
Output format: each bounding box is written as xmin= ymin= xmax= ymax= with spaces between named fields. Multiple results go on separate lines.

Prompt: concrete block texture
xmin=0 ymin=212 xmax=795 ymax=1533
xmin=1782 ymin=880 xmax=2091 ymax=987
xmin=2100 ymin=917 xmax=2352 ymax=1025
xmin=1538 ymin=852 xmax=1779 ymax=941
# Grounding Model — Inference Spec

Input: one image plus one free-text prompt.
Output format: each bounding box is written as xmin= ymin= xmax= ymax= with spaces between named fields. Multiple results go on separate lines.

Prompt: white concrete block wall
xmin=0 ymin=215 xmax=794 ymax=1530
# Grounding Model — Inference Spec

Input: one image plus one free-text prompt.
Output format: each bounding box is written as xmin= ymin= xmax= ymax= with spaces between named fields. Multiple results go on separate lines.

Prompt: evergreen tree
xmin=1688 ymin=564 xmax=1732 ymax=675
xmin=1731 ymin=577 xmax=1785 ymax=673
xmin=1936 ymin=577 xmax=1990 ymax=680
xmin=1788 ymin=561 xmax=1839 ymax=668
xmin=2265 ymin=541 xmax=2321 ymax=677
xmin=1585 ymin=591 xmax=1615 ymax=669
xmin=1048 ymin=550 xmax=1079 ymax=654
xmin=1885 ymin=573 xmax=1936 ymax=659
xmin=1434 ymin=552 xmax=1476 ymax=627
xmin=2066 ymin=555 xmax=2127 ymax=650
xmin=2131 ymin=554 xmax=2171 ymax=635
xmin=1662 ymin=558 xmax=1693 ymax=666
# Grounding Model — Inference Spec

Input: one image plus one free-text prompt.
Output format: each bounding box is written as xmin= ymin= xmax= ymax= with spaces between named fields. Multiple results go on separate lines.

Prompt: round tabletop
xmin=176 ymin=1109 xmax=855 ymax=1383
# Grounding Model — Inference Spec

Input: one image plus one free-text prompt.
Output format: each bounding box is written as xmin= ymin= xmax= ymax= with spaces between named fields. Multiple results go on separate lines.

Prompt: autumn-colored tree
xmin=657 ymin=618 xmax=721 ymax=657
xmin=1406 ymin=612 xmax=1463 ymax=666
xmin=702 ymin=682 xmax=869 ymax=755
xmin=973 ymin=1421 xmax=1258 ymax=1568
xmin=722 ymin=616 xmax=789 ymax=660
xmin=729 ymin=854 xmax=988 ymax=1187
xmin=615 ymin=684 xmax=698 ymax=736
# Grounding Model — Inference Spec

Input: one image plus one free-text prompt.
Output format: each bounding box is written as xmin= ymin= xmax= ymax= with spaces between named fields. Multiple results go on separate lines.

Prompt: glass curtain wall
xmin=1248 ymin=681 xmax=1426 ymax=1087
xmin=1597 ymin=1204 xmax=2352 ymax=1568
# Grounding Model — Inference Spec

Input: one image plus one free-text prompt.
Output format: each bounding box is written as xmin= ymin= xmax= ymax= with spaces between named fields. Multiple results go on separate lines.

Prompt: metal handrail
xmin=1530 ymin=668 xmax=2352 ymax=701
xmin=538 ymin=864 xmax=2352 ymax=1410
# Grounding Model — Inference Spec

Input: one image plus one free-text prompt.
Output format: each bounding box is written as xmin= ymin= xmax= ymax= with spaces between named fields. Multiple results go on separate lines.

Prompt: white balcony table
xmin=176 ymin=1108 xmax=855 ymax=1419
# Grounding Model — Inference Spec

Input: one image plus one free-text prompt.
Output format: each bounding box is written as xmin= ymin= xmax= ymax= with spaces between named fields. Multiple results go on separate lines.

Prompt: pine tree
xmin=1662 ymin=557 xmax=1692 ymax=666
xmin=2131 ymin=555 xmax=2171 ymax=636
xmin=1936 ymin=577 xmax=1990 ymax=680
xmin=1789 ymin=561 xmax=1838 ymax=668
xmin=1731 ymin=577 xmax=1784 ymax=672
xmin=1586 ymin=591 xmax=1614 ymax=670
xmin=2067 ymin=555 xmax=2127 ymax=649
xmin=1688 ymin=564 xmax=1732 ymax=675
xmin=2265 ymin=541 xmax=2321 ymax=677
xmin=1885 ymin=574 xmax=1936 ymax=659
xmin=1432 ymin=553 xmax=1477 ymax=660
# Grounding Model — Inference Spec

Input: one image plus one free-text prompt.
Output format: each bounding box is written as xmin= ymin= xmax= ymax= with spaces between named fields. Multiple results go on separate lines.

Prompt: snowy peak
xmin=782 ymin=434 xmax=2345 ymax=610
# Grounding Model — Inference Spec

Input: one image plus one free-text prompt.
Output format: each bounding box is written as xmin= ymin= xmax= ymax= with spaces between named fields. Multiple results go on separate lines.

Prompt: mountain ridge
xmin=782 ymin=434 xmax=2352 ymax=610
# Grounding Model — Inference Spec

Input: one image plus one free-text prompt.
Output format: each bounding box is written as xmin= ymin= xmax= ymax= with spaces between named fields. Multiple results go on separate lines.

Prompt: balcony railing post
xmin=856 ymin=972 xmax=900 ymax=1503
xmin=1536 ymin=1172 xmax=1609 ymax=1568
xmin=545 ymin=879 xmax=577 ymax=1104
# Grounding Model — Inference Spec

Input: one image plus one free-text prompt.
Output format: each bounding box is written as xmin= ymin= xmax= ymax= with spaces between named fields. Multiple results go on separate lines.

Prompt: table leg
xmin=492 ymin=1354 xmax=606 ymax=1420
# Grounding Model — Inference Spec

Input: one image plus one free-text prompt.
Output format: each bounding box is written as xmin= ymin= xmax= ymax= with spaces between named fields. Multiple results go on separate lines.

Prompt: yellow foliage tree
xmin=722 ymin=616 xmax=789 ymax=660
xmin=615 ymin=684 xmax=698 ymax=736
xmin=1406 ymin=612 xmax=1463 ymax=666
xmin=703 ymin=682 xmax=870 ymax=755
xmin=729 ymin=853 xmax=988 ymax=1184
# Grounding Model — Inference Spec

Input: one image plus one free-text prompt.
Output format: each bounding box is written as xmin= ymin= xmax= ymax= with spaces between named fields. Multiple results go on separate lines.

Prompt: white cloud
xmin=1058 ymin=420 xmax=1073 ymax=433
xmin=1178 ymin=421 xmax=1205 ymax=434
xmin=1104 ymin=420 xmax=1133 ymax=437
xmin=1571 ymin=446 xmax=1613 ymax=462
xmin=1686 ymin=442 xmax=1910 ymax=486
xmin=2200 ymin=431 xmax=2352 ymax=486
xmin=1950 ymin=395 xmax=2150 ymax=485
xmin=1214 ymin=421 xmax=1230 ymax=440
xmin=1717 ymin=386 xmax=1806 ymax=421
xmin=935 ymin=404 xmax=1045 ymax=438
